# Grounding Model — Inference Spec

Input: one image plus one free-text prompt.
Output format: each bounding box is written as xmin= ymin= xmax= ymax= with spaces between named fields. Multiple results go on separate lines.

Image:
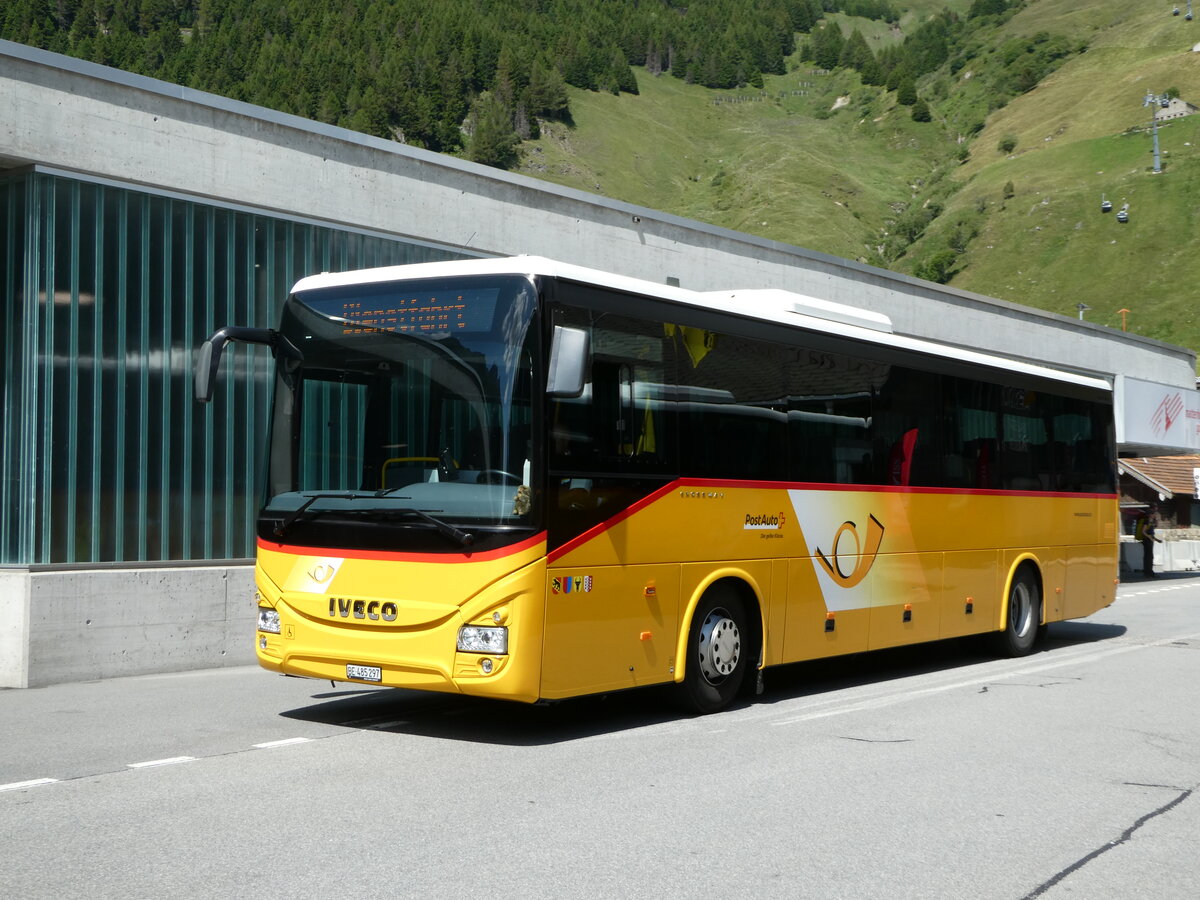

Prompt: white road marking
xmin=769 ymin=629 xmax=1200 ymax=727
xmin=252 ymin=737 xmax=312 ymax=749
xmin=573 ymin=623 xmax=1200 ymax=744
xmin=0 ymin=778 xmax=59 ymax=793
xmin=1119 ymin=583 xmax=1195 ymax=598
xmin=126 ymin=756 xmax=196 ymax=768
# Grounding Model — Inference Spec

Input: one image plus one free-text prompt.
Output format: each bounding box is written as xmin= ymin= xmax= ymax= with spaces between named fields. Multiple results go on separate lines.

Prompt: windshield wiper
xmin=401 ymin=509 xmax=475 ymax=548
xmin=273 ymin=492 xmax=473 ymax=547
xmin=274 ymin=492 xmax=370 ymax=538
xmin=355 ymin=506 xmax=475 ymax=548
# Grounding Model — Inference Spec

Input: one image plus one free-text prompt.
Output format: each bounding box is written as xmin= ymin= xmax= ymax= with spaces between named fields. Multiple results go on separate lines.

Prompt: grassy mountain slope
xmin=518 ymin=0 xmax=1200 ymax=359
xmin=927 ymin=0 xmax=1200 ymax=346
xmin=521 ymin=57 xmax=957 ymax=264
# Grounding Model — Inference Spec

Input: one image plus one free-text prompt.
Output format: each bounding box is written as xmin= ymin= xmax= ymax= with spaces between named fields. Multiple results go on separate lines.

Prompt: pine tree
xmin=859 ymin=54 xmax=884 ymax=86
xmin=347 ymin=86 xmax=390 ymax=139
xmin=466 ymin=91 xmax=520 ymax=169
xmin=838 ymin=29 xmax=874 ymax=73
xmin=612 ymin=49 xmax=638 ymax=94
xmin=810 ymin=23 xmax=844 ymax=71
xmin=886 ymin=59 xmax=912 ymax=92
xmin=526 ymin=60 xmax=569 ymax=119
xmin=968 ymin=0 xmax=1007 ymax=17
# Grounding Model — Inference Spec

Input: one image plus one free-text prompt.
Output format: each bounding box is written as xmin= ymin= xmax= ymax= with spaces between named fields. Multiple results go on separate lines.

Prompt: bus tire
xmin=678 ymin=586 xmax=748 ymax=714
xmin=994 ymin=566 xmax=1042 ymax=657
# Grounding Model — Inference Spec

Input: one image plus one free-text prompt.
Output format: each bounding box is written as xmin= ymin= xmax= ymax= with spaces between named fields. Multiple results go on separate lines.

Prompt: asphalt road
xmin=2 ymin=576 xmax=1199 ymax=899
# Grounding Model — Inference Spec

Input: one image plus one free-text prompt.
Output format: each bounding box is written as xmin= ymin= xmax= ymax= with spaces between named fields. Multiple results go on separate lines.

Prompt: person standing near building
xmin=1136 ymin=508 xmax=1163 ymax=578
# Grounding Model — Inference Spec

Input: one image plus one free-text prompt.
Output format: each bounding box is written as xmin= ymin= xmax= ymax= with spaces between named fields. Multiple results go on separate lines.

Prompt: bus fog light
xmin=457 ymin=625 xmax=508 ymax=654
xmin=258 ymin=608 xmax=281 ymax=634
xmin=480 ymin=658 xmax=494 ymax=674
xmin=259 ymin=636 xmax=268 ymax=650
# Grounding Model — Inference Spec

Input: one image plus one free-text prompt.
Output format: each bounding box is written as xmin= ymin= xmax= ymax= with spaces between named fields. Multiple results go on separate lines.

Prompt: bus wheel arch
xmin=676 ymin=576 xmax=763 ymax=714
xmin=995 ymin=559 xmax=1043 ymax=657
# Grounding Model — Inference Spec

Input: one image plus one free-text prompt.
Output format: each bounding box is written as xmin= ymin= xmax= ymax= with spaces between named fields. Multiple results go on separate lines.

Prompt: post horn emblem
xmin=308 ymin=563 xmax=335 ymax=584
xmin=816 ymin=515 xmax=885 ymax=588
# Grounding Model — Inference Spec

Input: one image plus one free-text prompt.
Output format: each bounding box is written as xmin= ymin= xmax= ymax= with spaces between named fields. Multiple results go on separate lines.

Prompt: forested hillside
xmin=3 ymin=0 xmax=823 ymax=162
xmin=4 ymin=1 xmax=996 ymax=167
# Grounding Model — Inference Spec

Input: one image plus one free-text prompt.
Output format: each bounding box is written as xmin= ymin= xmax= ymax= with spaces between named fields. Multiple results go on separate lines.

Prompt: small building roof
xmin=1118 ymin=455 xmax=1200 ymax=498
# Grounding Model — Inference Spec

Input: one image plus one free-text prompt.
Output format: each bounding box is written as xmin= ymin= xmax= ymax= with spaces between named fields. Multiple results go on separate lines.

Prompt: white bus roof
xmin=291 ymin=256 xmax=1111 ymax=394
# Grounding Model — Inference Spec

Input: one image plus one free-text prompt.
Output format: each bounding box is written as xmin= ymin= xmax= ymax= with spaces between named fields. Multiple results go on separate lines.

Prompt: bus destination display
xmin=300 ymin=287 xmax=500 ymax=335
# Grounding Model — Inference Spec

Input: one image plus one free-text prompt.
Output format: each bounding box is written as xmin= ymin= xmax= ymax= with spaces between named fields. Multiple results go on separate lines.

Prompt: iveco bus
xmin=195 ymin=257 xmax=1118 ymax=712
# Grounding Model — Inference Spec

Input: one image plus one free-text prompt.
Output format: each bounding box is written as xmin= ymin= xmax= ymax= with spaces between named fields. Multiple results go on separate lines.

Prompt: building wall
xmin=0 ymin=171 xmax=465 ymax=567
xmin=1155 ymin=98 xmax=1198 ymax=121
xmin=0 ymin=565 xmax=255 ymax=687
xmin=0 ymin=168 xmax=468 ymax=685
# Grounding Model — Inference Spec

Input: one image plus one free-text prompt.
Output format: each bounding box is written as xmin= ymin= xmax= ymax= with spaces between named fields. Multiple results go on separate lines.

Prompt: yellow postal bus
xmin=195 ymin=257 xmax=1118 ymax=712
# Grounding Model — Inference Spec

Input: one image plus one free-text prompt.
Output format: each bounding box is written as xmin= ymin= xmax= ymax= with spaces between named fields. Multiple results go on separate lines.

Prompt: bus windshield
xmin=261 ymin=274 xmax=539 ymax=550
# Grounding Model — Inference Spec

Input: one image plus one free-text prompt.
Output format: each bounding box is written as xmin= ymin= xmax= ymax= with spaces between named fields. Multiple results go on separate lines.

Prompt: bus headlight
xmin=257 ymin=608 xmax=281 ymax=634
xmin=457 ymin=625 xmax=508 ymax=654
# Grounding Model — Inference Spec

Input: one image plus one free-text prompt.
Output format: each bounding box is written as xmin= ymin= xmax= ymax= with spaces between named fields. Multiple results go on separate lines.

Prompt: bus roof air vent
xmin=698 ymin=289 xmax=893 ymax=334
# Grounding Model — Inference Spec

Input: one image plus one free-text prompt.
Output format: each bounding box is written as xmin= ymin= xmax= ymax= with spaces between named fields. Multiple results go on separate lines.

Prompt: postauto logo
xmin=744 ymin=511 xmax=786 ymax=530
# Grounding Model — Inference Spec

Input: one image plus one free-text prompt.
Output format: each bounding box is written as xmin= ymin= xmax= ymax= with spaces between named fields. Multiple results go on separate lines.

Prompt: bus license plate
xmin=346 ymin=664 xmax=382 ymax=683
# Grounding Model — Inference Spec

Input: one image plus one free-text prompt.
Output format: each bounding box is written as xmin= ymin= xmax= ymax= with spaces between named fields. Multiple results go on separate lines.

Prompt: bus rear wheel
xmin=994 ymin=566 xmax=1042 ymax=657
xmin=678 ymin=587 xmax=748 ymax=714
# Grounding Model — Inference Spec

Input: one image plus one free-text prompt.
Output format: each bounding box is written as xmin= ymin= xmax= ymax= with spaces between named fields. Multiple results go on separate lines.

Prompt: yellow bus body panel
xmin=543 ymin=483 xmax=1117 ymax=694
xmin=254 ymin=482 xmax=1118 ymax=703
xmin=254 ymin=537 xmax=547 ymax=703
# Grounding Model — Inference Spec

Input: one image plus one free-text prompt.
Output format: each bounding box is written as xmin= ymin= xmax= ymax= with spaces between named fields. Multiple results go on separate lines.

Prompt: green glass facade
xmin=0 ymin=170 xmax=463 ymax=565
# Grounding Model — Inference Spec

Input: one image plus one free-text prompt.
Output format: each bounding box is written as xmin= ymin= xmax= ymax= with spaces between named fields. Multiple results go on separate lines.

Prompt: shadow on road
xmin=278 ymin=620 xmax=1128 ymax=746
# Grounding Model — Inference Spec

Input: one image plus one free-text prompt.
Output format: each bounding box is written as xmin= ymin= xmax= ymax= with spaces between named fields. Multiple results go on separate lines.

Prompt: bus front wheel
xmin=678 ymin=587 xmax=748 ymax=714
xmin=995 ymin=566 xmax=1042 ymax=657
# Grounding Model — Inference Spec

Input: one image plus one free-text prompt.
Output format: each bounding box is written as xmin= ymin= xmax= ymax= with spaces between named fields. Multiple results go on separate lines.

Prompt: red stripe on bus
xmin=680 ymin=477 xmax=1117 ymax=500
xmin=547 ymin=481 xmax=683 ymax=563
xmin=257 ymin=532 xmax=547 ymax=563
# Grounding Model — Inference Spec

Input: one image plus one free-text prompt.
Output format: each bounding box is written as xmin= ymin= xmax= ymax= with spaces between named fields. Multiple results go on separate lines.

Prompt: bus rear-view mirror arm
xmin=546 ymin=325 xmax=590 ymax=398
xmin=194 ymin=326 xmax=300 ymax=402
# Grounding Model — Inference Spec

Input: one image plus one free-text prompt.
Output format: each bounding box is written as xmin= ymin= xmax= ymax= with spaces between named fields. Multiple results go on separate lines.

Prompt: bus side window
xmin=872 ymin=367 xmax=941 ymax=487
xmin=942 ymin=377 xmax=1000 ymax=490
xmin=548 ymin=308 xmax=673 ymax=475
xmin=1000 ymin=388 xmax=1052 ymax=491
xmin=591 ymin=360 xmax=625 ymax=458
xmin=787 ymin=347 xmax=883 ymax=486
xmin=674 ymin=331 xmax=786 ymax=481
xmin=1061 ymin=399 xmax=1115 ymax=493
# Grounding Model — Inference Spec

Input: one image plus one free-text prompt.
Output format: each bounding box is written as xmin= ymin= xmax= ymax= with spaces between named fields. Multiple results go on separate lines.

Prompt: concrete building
xmin=1117 ymin=456 xmax=1200 ymax=575
xmin=1 ymin=39 xmax=1197 ymax=686
xmin=1154 ymin=97 xmax=1198 ymax=122
xmin=1119 ymin=455 xmax=1200 ymax=527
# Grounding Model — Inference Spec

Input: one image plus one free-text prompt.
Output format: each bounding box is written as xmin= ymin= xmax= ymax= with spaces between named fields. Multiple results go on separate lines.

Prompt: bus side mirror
xmin=546 ymin=326 xmax=590 ymax=399
xmin=194 ymin=326 xmax=277 ymax=402
xmin=194 ymin=338 xmax=220 ymax=402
